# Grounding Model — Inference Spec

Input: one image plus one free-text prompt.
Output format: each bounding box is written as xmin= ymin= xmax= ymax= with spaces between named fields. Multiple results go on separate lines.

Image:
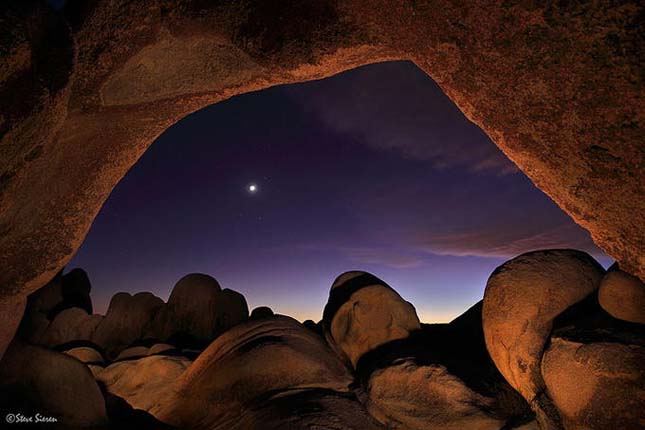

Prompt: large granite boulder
xmin=482 ymin=250 xmax=605 ymax=428
xmin=322 ymin=271 xmax=421 ymax=367
xmin=250 ymin=306 xmax=274 ymax=320
xmin=598 ymin=266 xmax=645 ymax=324
xmin=150 ymin=274 xmax=248 ymax=347
xmin=543 ymin=338 xmax=645 ymax=430
xmin=92 ymin=292 xmax=164 ymax=358
xmin=0 ymin=342 xmax=108 ymax=428
xmin=154 ymin=316 xmax=373 ymax=429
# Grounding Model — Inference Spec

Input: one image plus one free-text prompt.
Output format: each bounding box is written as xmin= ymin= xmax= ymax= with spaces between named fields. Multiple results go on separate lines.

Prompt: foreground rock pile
xmin=1 ymin=249 xmax=643 ymax=429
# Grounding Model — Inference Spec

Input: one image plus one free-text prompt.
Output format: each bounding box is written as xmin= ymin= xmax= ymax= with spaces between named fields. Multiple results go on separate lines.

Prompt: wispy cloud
xmin=337 ymin=246 xmax=426 ymax=268
xmin=415 ymin=223 xmax=604 ymax=259
xmin=287 ymin=61 xmax=518 ymax=175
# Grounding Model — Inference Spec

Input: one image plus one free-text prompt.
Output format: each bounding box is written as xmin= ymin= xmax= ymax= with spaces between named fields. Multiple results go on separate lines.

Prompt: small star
xmin=247 ymin=183 xmax=258 ymax=194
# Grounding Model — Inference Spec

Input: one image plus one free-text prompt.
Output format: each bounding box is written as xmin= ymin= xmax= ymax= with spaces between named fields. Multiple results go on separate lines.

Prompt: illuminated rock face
xmin=154 ymin=315 xmax=378 ymax=430
xmin=0 ymin=0 xmax=641 ymax=361
xmin=482 ymin=250 xmax=605 ymax=429
xmin=322 ymin=271 xmax=421 ymax=368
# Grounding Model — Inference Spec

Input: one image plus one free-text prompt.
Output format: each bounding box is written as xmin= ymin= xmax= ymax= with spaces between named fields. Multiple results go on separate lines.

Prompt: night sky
xmin=68 ymin=61 xmax=611 ymax=322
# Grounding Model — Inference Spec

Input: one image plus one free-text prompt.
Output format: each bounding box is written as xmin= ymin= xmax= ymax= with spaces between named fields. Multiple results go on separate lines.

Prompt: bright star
xmin=248 ymin=184 xmax=258 ymax=193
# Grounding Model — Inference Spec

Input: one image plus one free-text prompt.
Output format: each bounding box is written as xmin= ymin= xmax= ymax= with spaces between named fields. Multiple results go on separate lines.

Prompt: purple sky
xmin=68 ymin=61 xmax=611 ymax=322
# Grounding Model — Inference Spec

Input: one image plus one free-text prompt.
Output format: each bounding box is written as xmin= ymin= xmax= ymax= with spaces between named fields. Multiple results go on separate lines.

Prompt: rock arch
xmin=0 ymin=0 xmax=642 ymax=357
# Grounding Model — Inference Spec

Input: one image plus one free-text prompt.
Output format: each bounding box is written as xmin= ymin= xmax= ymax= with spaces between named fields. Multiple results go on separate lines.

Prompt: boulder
xmin=24 ymin=271 xmax=65 ymax=318
xmin=357 ymin=301 xmax=532 ymax=430
xmin=0 ymin=342 xmax=108 ymax=427
xmin=92 ymin=292 xmax=164 ymax=358
xmin=322 ymin=271 xmax=420 ymax=367
xmin=150 ymin=274 xmax=248 ymax=346
xmin=598 ymin=268 xmax=645 ymax=324
xmin=366 ymin=360 xmax=503 ymax=430
xmin=482 ymin=250 xmax=604 ymax=428
xmin=63 ymin=346 xmax=105 ymax=365
xmin=148 ymin=343 xmax=176 ymax=355
xmin=97 ymin=355 xmax=192 ymax=419
xmin=155 ymin=316 xmax=361 ymax=429
xmin=40 ymin=307 xmax=103 ymax=347
xmin=542 ymin=338 xmax=645 ymax=430
xmin=250 ymin=306 xmax=274 ymax=319
xmin=55 ymin=268 xmax=93 ymax=316
xmin=115 ymin=346 xmax=151 ymax=361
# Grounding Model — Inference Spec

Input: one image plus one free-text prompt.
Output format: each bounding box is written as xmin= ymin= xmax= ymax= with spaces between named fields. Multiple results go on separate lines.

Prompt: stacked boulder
xmin=322 ymin=271 xmax=531 ymax=430
xmin=483 ymin=250 xmax=645 ymax=430
xmin=148 ymin=273 xmax=249 ymax=349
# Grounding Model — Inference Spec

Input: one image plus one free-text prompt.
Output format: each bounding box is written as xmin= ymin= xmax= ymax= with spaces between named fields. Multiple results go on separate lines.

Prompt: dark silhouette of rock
xmin=40 ymin=307 xmax=103 ymax=347
xmin=322 ymin=271 xmax=420 ymax=367
xmin=92 ymin=292 xmax=164 ymax=359
xmin=250 ymin=306 xmax=274 ymax=319
xmin=482 ymin=250 xmax=605 ymax=429
xmin=0 ymin=342 xmax=107 ymax=427
xmin=150 ymin=274 xmax=248 ymax=347
xmin=303 ymin=319 xmax=323 ymax=336
xmin=49 ymin=268 xmax=93 ymax=317
xmin=598 ymin=266 xmax=645 ymax=324
xmin=97 ymin=355 xmax=192 ymax=419
xmin=155 ymin=316 xmax=365 ymax=429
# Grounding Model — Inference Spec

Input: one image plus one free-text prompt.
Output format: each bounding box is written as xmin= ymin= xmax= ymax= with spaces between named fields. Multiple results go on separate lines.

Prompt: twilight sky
xmin=68 ymin=61 xmax=611 ymax=322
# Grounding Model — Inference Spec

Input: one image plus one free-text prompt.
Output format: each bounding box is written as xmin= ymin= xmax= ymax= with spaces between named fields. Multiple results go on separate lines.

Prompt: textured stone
xmin=542 ymin=338 xmax=645 ymax=430
xmin=155 ymin=316 xmax=359 ymax=429
xmin=598 ymin=268 xmax=645 ymax=324
xmin=323 ymin=271 xmax=420 ymax=367
xmin=482 ymin=250 xmax=605 ymax=428
xmin=366 ymin=360 xmax=503 ymax=430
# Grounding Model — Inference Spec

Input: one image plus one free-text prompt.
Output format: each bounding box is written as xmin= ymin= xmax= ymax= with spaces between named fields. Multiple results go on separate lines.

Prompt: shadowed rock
xmin=483 ymin=249 xmax=605 ymax=429
xmin=322 ymin=271 xmax=420 ymax=367
xmin=356 ymin=301 xmax=533 ymax=430
xmin=250 ymin=306 xmax=274 ymax=320
xmin=150 ymin=274 xmax=249 ymax=347
xmin=40 ymin=307 xmax=103 ymax=347
xmin=0 ymin=342 xmax=108 ymax=428
xmin=92 ymin=292 xmax=164 ymax=359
